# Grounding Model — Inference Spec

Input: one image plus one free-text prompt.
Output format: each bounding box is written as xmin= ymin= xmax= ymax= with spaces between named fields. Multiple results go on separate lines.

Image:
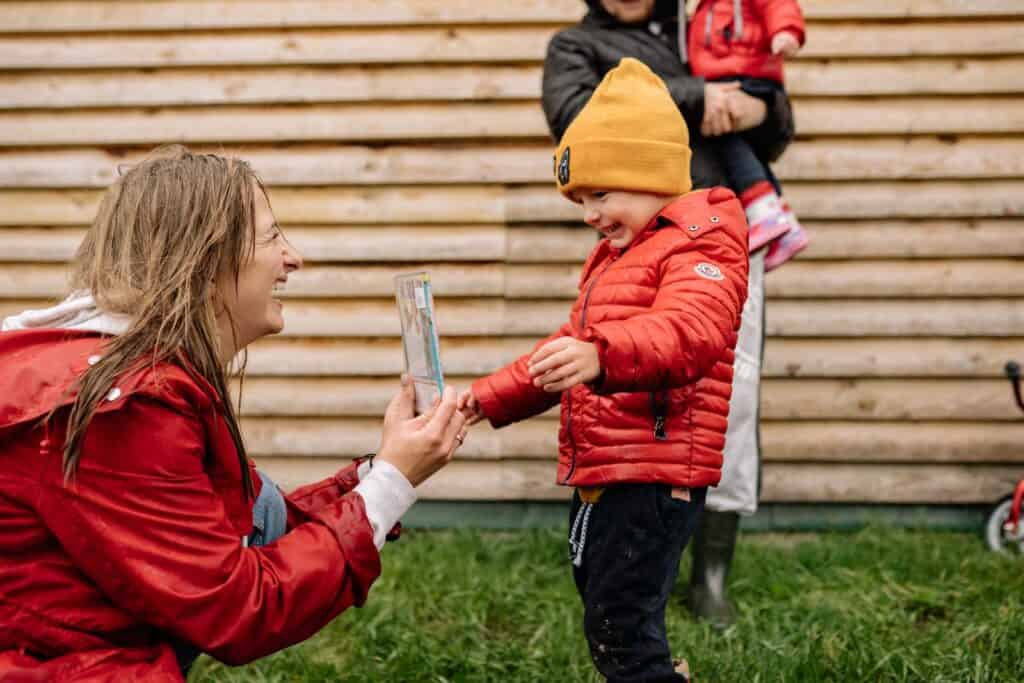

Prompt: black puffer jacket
xmin=542 ymin=0 xmax=794 ymax=189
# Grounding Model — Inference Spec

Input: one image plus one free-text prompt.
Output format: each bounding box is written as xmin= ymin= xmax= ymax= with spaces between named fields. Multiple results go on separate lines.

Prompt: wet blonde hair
xmin=60 ymin=145 xmax=261 ymax=493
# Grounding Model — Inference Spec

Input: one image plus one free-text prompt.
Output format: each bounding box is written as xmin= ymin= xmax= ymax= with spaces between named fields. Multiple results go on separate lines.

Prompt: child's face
xmin=576 ymin=189 xmax=672 ymax=249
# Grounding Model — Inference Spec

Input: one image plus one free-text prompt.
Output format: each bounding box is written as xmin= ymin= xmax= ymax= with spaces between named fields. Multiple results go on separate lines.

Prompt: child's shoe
xmin=673 ymin=658 xmax=691 ymax=682
xmin=741 ymin=182 xmax=791 ymax=253
xmin=764 ymin=199 xmax=810 ymax=271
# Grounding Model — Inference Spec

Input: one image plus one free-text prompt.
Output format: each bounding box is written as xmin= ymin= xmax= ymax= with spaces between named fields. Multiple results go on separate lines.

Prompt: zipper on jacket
xmin=650 ymin=390 xmax=669 ymax=441
xmin=562 ymin=256 xmax=617 ymax=485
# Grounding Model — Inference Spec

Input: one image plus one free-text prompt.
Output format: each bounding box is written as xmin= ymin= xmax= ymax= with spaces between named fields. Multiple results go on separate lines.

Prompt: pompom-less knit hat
xmin=554 ymin=57 xmax=692 ymax=201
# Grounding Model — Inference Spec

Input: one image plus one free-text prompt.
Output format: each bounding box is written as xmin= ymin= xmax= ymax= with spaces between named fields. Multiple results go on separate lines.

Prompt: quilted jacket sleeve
xmin=38 ymin=397 xmax=381 ymax=666
xmin=756 ymin=0 xmax=806 ymax=44
xmin=582 ymin=198 xmax=749 ymax=393
xmin=471 ymin=322 xmax=573 ymax=428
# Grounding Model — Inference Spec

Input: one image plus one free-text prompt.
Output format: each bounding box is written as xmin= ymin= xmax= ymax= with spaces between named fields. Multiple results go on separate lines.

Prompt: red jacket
xmin=0 ymin=329 xmax=380 ymax=682
xmin=473 ymin=188 xmax=749 ymax=489
xmin=688 ymin=0 xmax=806 ymax=83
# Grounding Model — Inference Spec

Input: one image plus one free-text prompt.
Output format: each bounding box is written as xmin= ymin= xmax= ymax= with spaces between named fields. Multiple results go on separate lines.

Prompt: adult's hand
xmin=726 ymin=90 xmax=768 ymax=132
xmin=701 ymin=81 xmax=741 ymax=138
xmin=376 ymin=380 xmax=466 ymax=487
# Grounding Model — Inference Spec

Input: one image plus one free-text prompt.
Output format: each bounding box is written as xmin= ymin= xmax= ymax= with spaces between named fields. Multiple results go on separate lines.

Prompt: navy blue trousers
xmin=570 ymin=484 xmax=707 ymax=682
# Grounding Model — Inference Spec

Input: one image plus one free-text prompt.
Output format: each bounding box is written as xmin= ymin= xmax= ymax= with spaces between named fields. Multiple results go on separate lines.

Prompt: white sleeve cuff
xmin=353 ymin=460 xmax=417 ymax=550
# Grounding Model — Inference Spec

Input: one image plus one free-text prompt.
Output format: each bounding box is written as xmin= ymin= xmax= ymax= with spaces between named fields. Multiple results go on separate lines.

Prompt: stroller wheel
xmin=985 ymin=496 xmax=1024 ymax=554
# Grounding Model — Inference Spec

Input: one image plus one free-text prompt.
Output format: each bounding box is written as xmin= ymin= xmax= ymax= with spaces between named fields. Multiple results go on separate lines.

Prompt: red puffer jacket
xmin=0 ymin=329 xmax=380 ymax=682
xmin=687 ymin=0 xmax=806 ymax=83
xmin=473 ymin=188 xmax=749 ymax=489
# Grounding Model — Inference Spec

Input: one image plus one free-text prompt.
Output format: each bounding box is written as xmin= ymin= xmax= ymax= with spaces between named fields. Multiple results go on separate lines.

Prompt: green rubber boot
xmin=687 ymin=509 xmax=739 ymax=630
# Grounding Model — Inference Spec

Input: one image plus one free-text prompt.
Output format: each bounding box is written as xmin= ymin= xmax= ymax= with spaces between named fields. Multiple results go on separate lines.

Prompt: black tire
xmin=985 ymin=496 xmax=1024 ymax=554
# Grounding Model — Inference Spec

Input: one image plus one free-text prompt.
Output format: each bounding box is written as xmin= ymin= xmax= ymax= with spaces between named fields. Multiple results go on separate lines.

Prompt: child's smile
xmin=575 ymin=189 xmax=674 ymax=249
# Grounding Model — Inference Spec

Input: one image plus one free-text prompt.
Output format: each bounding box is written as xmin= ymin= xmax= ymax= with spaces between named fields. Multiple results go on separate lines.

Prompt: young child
xmin=687 ymin=0 xmax=809 ymax=270
xmin=458 ymin=58 xmax=749 ymax=682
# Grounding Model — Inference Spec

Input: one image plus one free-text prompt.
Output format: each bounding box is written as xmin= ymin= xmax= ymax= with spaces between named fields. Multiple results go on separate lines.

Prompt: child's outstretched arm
xmin=582 ymin=189 xmax=750 ymax=393
xmin=465 ymin=322 xmax=575 ymax=428
xmin=757 ymin=0 xmax=806 ymax=53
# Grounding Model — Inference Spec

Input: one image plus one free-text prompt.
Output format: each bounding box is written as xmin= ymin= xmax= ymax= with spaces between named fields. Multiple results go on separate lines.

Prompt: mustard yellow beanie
xmin=554 ymin=57 xmax=692 ymax=201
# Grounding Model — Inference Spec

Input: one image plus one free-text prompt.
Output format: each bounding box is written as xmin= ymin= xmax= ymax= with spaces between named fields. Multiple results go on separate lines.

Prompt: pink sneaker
xmin=748 ymin=214 xmax=791 ymax=253
xmin=765 ymin=223 xmax=809 ymax=271
xmin=744 ymin=193 xmax=791 ymax=253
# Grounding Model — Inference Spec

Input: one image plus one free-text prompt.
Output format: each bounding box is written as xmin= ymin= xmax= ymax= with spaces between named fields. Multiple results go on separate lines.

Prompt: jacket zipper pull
xmin=654 ymin=415 xmax=668 ymax=441
xmin=650 ymin=390 xmax=669 ymax=441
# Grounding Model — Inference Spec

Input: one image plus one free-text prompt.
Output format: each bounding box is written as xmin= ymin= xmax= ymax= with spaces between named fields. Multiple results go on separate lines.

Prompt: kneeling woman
xmin=0 ymin=146 xmax=466 ymax=680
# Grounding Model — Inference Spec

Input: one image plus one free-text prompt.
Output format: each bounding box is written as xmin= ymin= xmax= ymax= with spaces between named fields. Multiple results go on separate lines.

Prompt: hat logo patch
xmin=694 ymin=262 xmax=724 ymax=281
xmin=557 ymin=147 xmax=571 ymax=185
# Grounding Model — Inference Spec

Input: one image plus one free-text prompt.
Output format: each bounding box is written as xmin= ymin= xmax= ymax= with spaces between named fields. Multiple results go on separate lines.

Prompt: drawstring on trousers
xmin=569 ymin=502 xmax=595 ymax=567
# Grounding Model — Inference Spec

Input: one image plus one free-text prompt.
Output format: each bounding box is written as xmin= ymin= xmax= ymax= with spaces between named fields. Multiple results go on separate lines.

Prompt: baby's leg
xmin=571 ymin=484 xmax=706 ymax=682
xmin=717 ymin=134 xmax=791 ymax=252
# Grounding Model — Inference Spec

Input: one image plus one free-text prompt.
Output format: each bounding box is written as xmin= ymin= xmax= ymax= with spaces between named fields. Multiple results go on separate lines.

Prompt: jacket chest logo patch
xmin=557 ymin=147 xmax=571 ymax=185
xmin=694 ymin=262 xmax=724 ymax=281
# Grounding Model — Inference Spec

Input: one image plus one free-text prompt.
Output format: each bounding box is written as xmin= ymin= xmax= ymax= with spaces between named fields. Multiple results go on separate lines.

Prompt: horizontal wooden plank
xmin=243 ymin=417 xmax=1024 ymax=464
xmin=0 ymin=61 xmax=1017 ymax=112
xmin=794 ymin=97 xmax=1024 ymax=136
xmin=3 ymin=22 xmax=1019 ymax=71
xmin=766 ymin=260 xmax=1024 ymax=298
xmin=802 ymin=21 xmax=1024 ymax=57
xmin=788 ymin=57 xmax=1024 ymax=96
xmin=763 ymin=299 xmax=1024 ymax=337
xmin=7 ymin=259 xmax=1023 ymax=300
xmin=800 ymin=219 xmax=1024 ymax=259
xmin=229 ymin=377 xmax=1024 ymax=421
xmin=0 ymin=225 xmax=582 ymax=264
xmin=3 ymin=181 xmax=1019 ymax=227
xmin=0 ymin=27 xmax=558 ymax=69
xmin=804 ymin=0 xmax=1023 ymax=20
xmin=253 ymin=457 xmax=1021 ymax=503
xmin=1 ymin=99 xmax=1021 ymax=147
xmin=3 ymin=220 xmax=1021 ymax=263
xmin=0 ymin=1 xmax=584 ymax=33
xmin=1 ymin=1 xmax=1017 ymax=34
xmin=2 ymin=298 xmax=1022 ymax=338
xmin=0 ymin=187 xmax=510 ymax=226
xmin=236 ymin=337 xmax=1024 ymax=379
xmin=760 ymin=463 xmax=1020 ymax=504
xmin=507 ymin=181 xmax=1024 ymax=221
xmin=3 ymin=138 xmax=1022 ymax=189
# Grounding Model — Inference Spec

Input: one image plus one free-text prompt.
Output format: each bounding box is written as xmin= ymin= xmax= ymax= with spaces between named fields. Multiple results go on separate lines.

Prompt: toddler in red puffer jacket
xmin=457 ymin=58 xmax=749 ymax=683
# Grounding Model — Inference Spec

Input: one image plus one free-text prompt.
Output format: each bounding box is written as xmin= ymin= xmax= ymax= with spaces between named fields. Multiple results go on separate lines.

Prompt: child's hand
xmin=528 ymin=337 xmax=601 ymax=393
xmin=771 ymin=31 xmax=800 ymax=58
xmin=457 ymin=388 xmax=486 ymax=426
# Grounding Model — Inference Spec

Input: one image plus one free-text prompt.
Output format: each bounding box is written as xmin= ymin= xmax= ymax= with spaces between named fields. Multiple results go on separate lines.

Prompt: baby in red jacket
xmin=688 ymin=0 xmax=809 ymax=270
xmin=458 ymin=58 xmax=749 ymax=683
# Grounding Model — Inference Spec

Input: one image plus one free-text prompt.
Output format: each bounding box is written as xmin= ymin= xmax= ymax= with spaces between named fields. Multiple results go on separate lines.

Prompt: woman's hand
xmin=701 ymin=81 xmax=741 ymax=137
xmin=528 ymin=337 xmax=600 ymax=393
xmin=376 ymin=380 xmax=467 ymax=487
xmin=457 ymin=389 xmax=486 ymax=426
xmin=726 ymin=90 xmax=768 ymax=132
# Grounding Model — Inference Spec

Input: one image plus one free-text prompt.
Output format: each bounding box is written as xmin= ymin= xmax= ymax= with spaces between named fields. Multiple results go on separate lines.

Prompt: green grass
xmin=188 ymin=526 xmax=1024 ymax=682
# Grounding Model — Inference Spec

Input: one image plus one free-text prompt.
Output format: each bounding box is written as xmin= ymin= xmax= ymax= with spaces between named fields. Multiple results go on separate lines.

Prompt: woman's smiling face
xmin=217 ymin=185 xmax=303 ymax=354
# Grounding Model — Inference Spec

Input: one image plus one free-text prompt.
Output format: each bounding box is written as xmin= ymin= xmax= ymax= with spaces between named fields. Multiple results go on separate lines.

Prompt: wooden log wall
xmin=2 ymin=0 xmax=1022 ymax=505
